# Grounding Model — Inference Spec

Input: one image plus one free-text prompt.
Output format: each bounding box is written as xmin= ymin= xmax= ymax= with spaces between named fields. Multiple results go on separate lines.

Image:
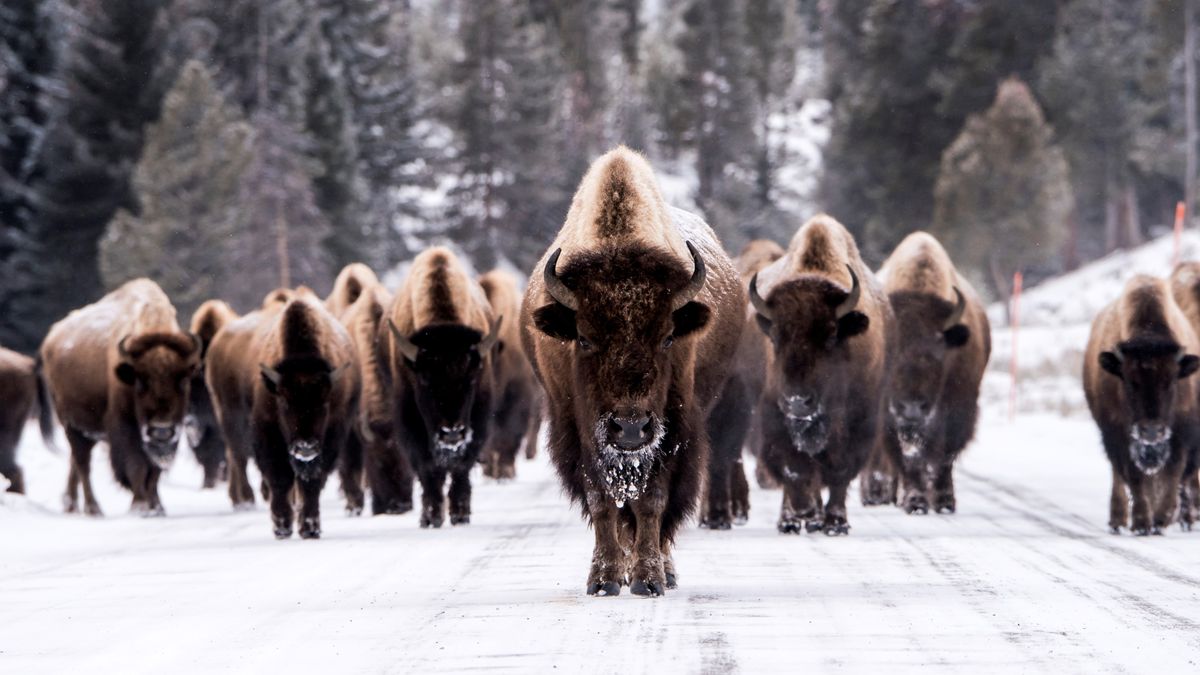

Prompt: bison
xmin=1167 ymin=262 xmax=1200 ymax=527
xmin=379 ymin=247 xmax=501 ymax=528
xmin=40 ymin=279 xmax=201 ymax=516
xmin=210 ymin=293 xmax=360 ymax=538
xmin=862 ymin=232 xmax=991 ymax=514
xmin=749 ymin=214 xmax=892 ymax=536
xmin=0 ymin=347 xmax=56 ymax=493
xmin=521 ymin=147 xmax=744 ymax=596
xmin=326 ymin=262 xmax=380 ymax=319
xmin=187 ymin=299 xmax=239 ymax=489
xmin=698 ymin=239 xmax=785 ymax=529
xmin=1084 ymin=274 xmax=1200 ymax=535
xmin=478 ymin=269 xmax=540 ymax=480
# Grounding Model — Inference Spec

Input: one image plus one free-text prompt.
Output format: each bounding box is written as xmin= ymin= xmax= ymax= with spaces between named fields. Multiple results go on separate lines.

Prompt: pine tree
xmin=98 ymin=61 xmax=255 ymax=315
xmin=932 ymin=78 xmax=1074 ymax=300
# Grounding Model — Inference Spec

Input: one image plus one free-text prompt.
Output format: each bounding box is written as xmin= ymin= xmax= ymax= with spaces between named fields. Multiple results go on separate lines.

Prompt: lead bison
xmin=1 ymin=347 xmax=56 ymax=493
xmin=40 ymin=279 xmax=201 ymax=516
xmin=187 ymin=299 xmax=239 ymax=488
xmin=210 ymin=292 xmax=361 ymax=538
xmin=379 ymin=247 xmax=501 ymax=528
xmin=1168 ymin=262 xmax=1200 ymax=527
xmin=521 ymin=147 xmax=744 ymax=596
xmin=1085 ymin=275 xmax=1200 ymax=535
xmin=699 ymin=239 xmax=784 ymax=529
xmin=865 ymin=232 xmax=990 ymax=515
xmin=478 ymin=269 xmax=539 ymax=480
xmin=749 ymin=215 xmax=892 ymax=536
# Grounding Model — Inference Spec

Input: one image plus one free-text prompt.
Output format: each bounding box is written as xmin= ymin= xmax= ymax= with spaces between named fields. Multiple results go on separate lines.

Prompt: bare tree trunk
xmin=1187 ymin=0 xmax=1197 ymax=227
xmin=1122 ymin=183 xmax=1141 ymax=247
xmin=989 ymin=253 xmax=1011 ymax=324
xmin=276 ymin=209 xmax=290 ymax=289
xmin=1104 ymin=158 xmax=1119 ymax=252
xmin=1062 ymin=206 xmax=1080 ymax=271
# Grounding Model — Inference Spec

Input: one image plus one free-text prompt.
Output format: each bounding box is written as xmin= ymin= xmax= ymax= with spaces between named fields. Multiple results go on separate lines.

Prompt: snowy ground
xmin=2 ymin=403 xmax=1199 ymax=674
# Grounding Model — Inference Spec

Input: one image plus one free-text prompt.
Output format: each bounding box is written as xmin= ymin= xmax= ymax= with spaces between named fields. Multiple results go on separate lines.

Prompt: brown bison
xmin=0 ymin=347 xmax=56 ymax=493
xmin=40 ymin=279 xmax=201 ymax=516
xmin=379 ymin=247 xmax=500 ymax=528
xmin=1085 ymin=275 xmax=1200 ymax=535
xmin=187 ymin=299 xmax=239 ymax=489
xmin=326 ymin=262 xmax=380 ymax=318
xmin=749 ymin=214 xmax=892 ymax=536
xmin=1167 ymin=262 xmax=1200 ymax=527
xmin=698 ymin=239 xmax=784 ymax=529
xmin=339 ymin=281 xmax=415 ymax=515
xmin=865 ymin=232 xmax=991 ymax=514
xmin=478 ymin=269 xmax=539 ymax=480
xmin=521 ymin=147 xmax=744 ymax=596
xmin=209 ymin=293 xmax=360 ymax=538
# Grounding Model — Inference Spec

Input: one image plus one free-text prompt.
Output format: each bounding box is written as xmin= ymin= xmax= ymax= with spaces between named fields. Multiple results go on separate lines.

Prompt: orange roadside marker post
xmin=1174 ymin=201 xmax=1185 ymax=269
xmin=1009 ymin=271 xmax=1023 ymax=423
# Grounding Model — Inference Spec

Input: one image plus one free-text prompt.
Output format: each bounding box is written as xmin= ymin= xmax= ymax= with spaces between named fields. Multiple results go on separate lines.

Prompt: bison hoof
xmin=345 ymin=504 xmax=363 ymax=517
xmin=903 ymin=495 xmax=930 ymax=515
xmin=823 ymin=519 xmax=850 ymax=536
xmin=376 ymin=501 xmax=413 ymax=515
xmin=1132 ymin=526 xmax=1151 ymax=537
xmin=733 ymin=511 xmax=749 ymax=526
xmin=700 ymin=514 xmax=733 ymax=531
xmin=777 ymin=517 xmax=804 ymax=535
xmin=420 ymin=514 xmax=444 ymax=529
xmin=233 ymin=501 xmax=256 ymax=512
xmin=587 ymin=580 xmax=622 ymax=596
xmin=274 ymin=526 xmax=293 ymax=539
xmin=1182 ymin=521 xmax=1194 ymax=532
xmin=63 ymin=495 xmax=78 ymax=513
xmin=450 ymin=513 xmax=470 ymax=526
xmin=665 ymin=572 xmax=678 ymax=589
xmin=630 ymin=578 xmax=664 ymax=597
xmin=299 ymin=518 xmax=321 ymax=539
xmin=84 ymin=502 xmax=104 ymax=517
xmin=1109 ymin=525 xmax=1123 ymax=535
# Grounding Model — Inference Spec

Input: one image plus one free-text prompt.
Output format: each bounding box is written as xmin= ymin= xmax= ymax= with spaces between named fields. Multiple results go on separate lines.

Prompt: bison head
xmin=884 ymin=289 xmax=970 ymax=446
xmin=1099 ymin=338 xmax=1200 ymax=474
xmin=750 ymin=267 xmax=869 ymax=455
xmin=115 ymin=332 xmax=203 ymax=468
xmin=533 ymin=243 xmax=709 ymax=496
xmin=389 ymin=318 xmax=500 ymax=463
xmin=259 ymin=355 xmax=349 ymax=471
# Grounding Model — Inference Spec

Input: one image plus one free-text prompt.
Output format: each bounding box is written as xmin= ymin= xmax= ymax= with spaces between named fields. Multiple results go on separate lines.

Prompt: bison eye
xmin=662 ymin=335 xmax=675 ymax=350
xmin=577 ymin=336 xmax=594 ymax=352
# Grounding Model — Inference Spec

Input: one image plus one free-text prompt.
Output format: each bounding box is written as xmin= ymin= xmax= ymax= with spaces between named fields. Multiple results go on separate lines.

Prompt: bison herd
xmin=1 ymin=147 xmax=1197 ymax=597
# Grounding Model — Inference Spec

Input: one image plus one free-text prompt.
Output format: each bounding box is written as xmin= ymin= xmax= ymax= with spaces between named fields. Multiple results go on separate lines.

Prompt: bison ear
xmin=495 ymin=339 xmax=506 ymax=356
xmin=943 ymin=324 xmax=971 ymax=348
xmin=755 ymin=314 xmax=773 ymax=337
xmin=672 ymin=301 xmax=711 ymax=339
xmin=1098 ymin=352 xmax=1123 ymax=378
xmin=115 ymin=363 xmax=136 ymax=386
xmin=329 ymin=362 xmax=351 ymax=385
xmin=259 ymin=364 xmax=282 ymax=394
xmin=533 ymin=303 xmax=577 ymax=342
xmin=1179 ymin=354 xmax=1200 ymax=379
xmin=836 ymin=311 xmax=870 ymax=341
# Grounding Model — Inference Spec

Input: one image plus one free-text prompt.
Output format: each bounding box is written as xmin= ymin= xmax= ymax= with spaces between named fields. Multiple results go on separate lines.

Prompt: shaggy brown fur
xmin=478 ymin=269 xmax=540 ymax=480
xmin=40 ymin=279 xmax=200 ymax=516
xmin=0 ymin=347 xmax=55 ymax=493
xmin=1085 ymin=275 xmax=1200 ymax=534
xmin=699 ymin=239 xmax=784 ymax=529
xmin=187 ymin=300 xmax=239 ymax=488
xmin=340 ymin=283 xmax=414 ymax=515
xmin=378 ymin=247 xmax=499 ymax=528
xmin=521 ymin=147 xmax=744 ymax=596
xmin=326 ymin=263 xmax=381 ymax=318
xmin=1167 ymin=262 xmax=1200 ymax=525
xmin=751 ymin=215 xmax=893 ymax=536
xmin=866 ymin=232 xmax=991 ymax=514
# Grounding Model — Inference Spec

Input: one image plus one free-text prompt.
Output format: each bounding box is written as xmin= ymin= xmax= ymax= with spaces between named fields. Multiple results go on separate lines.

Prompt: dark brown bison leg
xmin=194 ymin=428 xmax=226 ymax=490
xmin=822 ymin=481 xmax=851 ymax=536
xmin=64 ymin=426 xmax=101 ymax=516
xmin=297 ymin=475 xmax=326 ymax=539
xmin=418 ymin=465 xmax=447 ymax=528
xmin=366 ymin=434 xmax=414 ymax=515
xmin=702 ymin=377 xmax=751 ymax=530
xmin=523 ymin=396 xmax=543 ymax=460
xmin=1181 ymin=471 xmax=1200 ymax=531
xmin=629 ymin=483 xmax=669 ymax=596
xmin=896 ymin=456 xmax=931 ymax=515
xmin=448 ymin=464 xmax=472 ymax=525
xmin=731 ymin=457 xmax=750 ymax=525
xmin=585 ymin=492 xmax=624 ymax=596
xmin=0 ymin=426 xmax=25 ymax=493
xmin=338 ymin=432 xmax=365 ymax=516
xmin=221 ymin=418 xmax=255 ymax=509
xmin=1109 ymin=468 xmax=1129 ymax=533
xmin=124 ymin=452 xmax=164 ymax=517
xmin=860 ymin=439 xmax=897 ymax=506
xmin=661 ymin=540 xmax=678 ymax=590
xmin=932 ymin=462 xmax=956 ymax=514
xmin=777 ymin=463 xmax=822 ymax=535
xmin=1152 ymin=463 xmax=1185 ymax=535
xmin=1127 ymin=471 xmax=1153 ymax=536
xmin=64 ymin=465 xmax=79 ymax=512
xmin=145 ymin=465 xmax=165 ymax=516
xmin=267 ymin=474 xmax=295 ymax=539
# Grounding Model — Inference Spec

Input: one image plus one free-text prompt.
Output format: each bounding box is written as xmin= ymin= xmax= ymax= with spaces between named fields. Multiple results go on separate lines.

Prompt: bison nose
xmin=290 ymin=440 xmax=320 ymax=462
xmin=1133 ymin=422 xmax=1170 ymax=445
xmin=783 ymin=393 xmax=818 ymax=419
xmin=147 ymin=424 xmax=177 ymax=443
xmin=608 ymin=415 xmax=653 ymax=450
xmin=894 ymin=400 xmax=930 ymax=423
xmin=438 ymin=425 xmax=468 ymax=445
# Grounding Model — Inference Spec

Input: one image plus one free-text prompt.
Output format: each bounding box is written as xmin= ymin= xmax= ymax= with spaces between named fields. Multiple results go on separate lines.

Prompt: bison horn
xmin=671 ymin=241 xmax=707 ymax=311
xmin=387 ymin=319 xmax=420 ymax=362
xmin=835 ymin=265 xmax=861 ymax=319
xmin=543 ymin=249 xmax=579 ymax=312
xmin=748 ymin=273 xmax=772 ymax=321
xmin=944 ymin=287 xmax=966 ymax=330
xmin=187 ymin=331 xmax=203 ymax=357
xmin=117 ymin=335 xmax=132 ymax=360
xmin=479 ymin=315 xmax=502 ymax=353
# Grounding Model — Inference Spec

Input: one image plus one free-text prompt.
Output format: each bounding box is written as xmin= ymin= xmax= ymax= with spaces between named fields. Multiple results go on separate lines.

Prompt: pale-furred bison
xmin=478 ymin=269 xmax=539 ymax=480
xmin=0 ymin=347 xmax=56 ymax=493
xmin=187 ymin=299 xmax=239 ymax=488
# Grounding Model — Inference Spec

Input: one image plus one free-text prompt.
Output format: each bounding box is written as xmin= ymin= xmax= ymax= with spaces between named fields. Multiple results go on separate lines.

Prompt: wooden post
xmin=1009 ymin=271 xmax=1023 ymax=423
xmin=1187 ymin=0 xmax=1197 ymax=228
xmin=1175 ymin=201 xmax=1186 ymax=269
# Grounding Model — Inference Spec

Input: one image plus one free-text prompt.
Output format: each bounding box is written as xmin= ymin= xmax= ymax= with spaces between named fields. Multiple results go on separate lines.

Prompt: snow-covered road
xmin=3 ymin=409 xmax=1199 ymax=673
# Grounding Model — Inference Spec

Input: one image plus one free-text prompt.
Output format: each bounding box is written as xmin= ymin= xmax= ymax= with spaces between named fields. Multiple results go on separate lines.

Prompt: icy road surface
xmin=3 ymin=409 xmax=1199 ymax=674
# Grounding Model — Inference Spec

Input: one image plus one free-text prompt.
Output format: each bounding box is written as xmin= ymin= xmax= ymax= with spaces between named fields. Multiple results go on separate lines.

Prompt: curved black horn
xmin=543 ymin=249 xmax=579 ymax=311
xmin=117 ymin=335 xmax=132 ymax=360
xmin=748 ymin=273 xmax=772 ymax=321
xmin=943 ymin=287 xmax=966 ymax=330
xmin=479 ymin=315 xmax=502 ymax=353
xmin=387 ymin=319 xmax=420 ymax=362
xmin=835 ymin=265 xmax=861 ymax=319
xmin=671 ymin=241 xmax=707 ymax=311
xmin=186 ymin=331 xmax=203 ymax=356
